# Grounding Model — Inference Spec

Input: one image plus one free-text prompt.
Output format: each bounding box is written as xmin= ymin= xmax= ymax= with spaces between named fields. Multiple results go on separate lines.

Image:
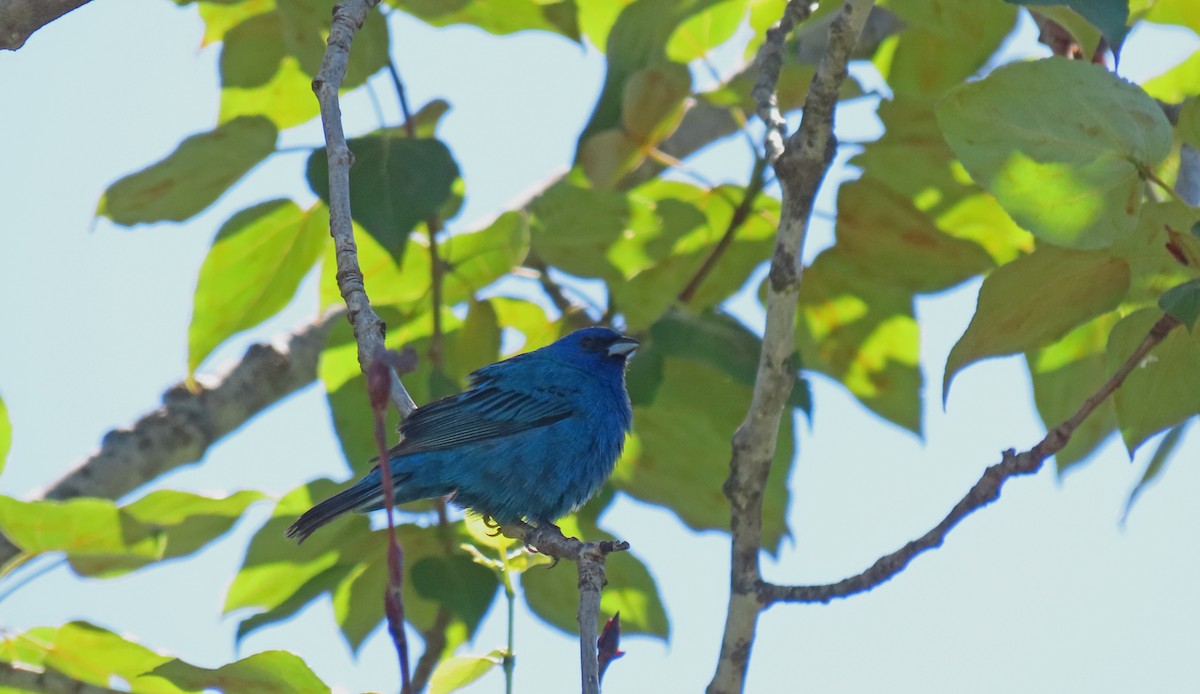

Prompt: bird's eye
xmin=580 ymin=336 xmax=597 ymax=349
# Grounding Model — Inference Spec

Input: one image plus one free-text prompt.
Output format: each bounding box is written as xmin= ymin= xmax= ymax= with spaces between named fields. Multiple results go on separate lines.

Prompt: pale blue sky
xmin=1 ymin=3 xmax=1198 ymax=693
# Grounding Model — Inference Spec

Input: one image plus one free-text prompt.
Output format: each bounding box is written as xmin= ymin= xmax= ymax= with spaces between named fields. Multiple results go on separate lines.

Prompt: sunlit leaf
xmin=428 ymin=650 xmax=506 ymax=694
xmin=938 ymin=59 xmax=1172 ymax=249
xmin=98 ymin=116 xmax=277 ymax=226
xmin=307 ymin=134 xmax=461 ymax=263
xmin=796 ymin=249 xmax=922 ymax=433
xmin=387 ymin=0 xmax=581 ymax=40
xmin=1027 ymin=314 xmax=1119 ymax=474
xmin=0 ymin=394 xmax=10 ymax=476
xmin=188 ymin=200 xmax=327 ymax=375
xmin=1159 ymin=278 xmax=1200 ymax=330
xmin=144 ymin=650 xmax=330 ymax=693
xmin=945 ymin=245 xmax=1130 ymax=402
xmin=0 ymin=622 xmax=177 ymax=693
xmin=1107 ymin=308 xmax=1200 ymax=453
xmin=0 ymin=491 xmax=262 ymax=578
xmin=665 ymin=0 xmax=746 ymax=62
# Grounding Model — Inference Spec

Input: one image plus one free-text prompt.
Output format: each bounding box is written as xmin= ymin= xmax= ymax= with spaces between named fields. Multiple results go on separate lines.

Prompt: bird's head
xmin=542 ymin=327 xmax=639 ymax=372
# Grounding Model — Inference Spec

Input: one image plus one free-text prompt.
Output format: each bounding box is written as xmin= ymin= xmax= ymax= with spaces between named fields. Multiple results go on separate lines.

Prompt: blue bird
xmin=287 ymin=327 xmax=638 ymax=543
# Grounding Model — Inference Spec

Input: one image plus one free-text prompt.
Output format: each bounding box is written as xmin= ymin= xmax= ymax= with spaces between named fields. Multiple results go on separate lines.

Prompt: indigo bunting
xmin=287 ymin=327 xmax=638 ymax=542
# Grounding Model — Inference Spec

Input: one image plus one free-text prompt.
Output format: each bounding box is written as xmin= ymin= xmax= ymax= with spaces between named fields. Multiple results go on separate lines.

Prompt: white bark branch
xmin=708 ymin=2 xmax=874 ymax=692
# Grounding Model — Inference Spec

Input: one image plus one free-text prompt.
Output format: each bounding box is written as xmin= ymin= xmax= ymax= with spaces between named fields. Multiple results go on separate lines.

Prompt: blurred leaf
xmin=878 ymin=0 xmax=1016 ymax=96
xmin=98 ymin=116 xmax=277 ymax=226
xmin=236 ymin=565 xmax=355 ymax=644
xmin=1029 ymin=6 xmax=1103 ymax=61
xmin=444 ymin=300 xmax=502 ymax=384
xmin=665 ymin=0 xmax=747 ymax=62
xmin=1027 ymin=314 xmax=1119 ymax=474
xmin=0 ymin=491 xmax=262 ymax=578
xmin=630 ymin=308 xmax=809 ymax=413
xmin=0 ymin=394 xmax=9 ymax=476
xmin=428 ymin=650 xmax=506 ymax=694
xmin=1159 ymin=278 xmax=1200 ymax=330
xmin=387 ymin=0 xmax=581 ymax=40
xmin=144 ymin=651 xmax=329 ymax=693
xmin=188 ymin=199 xmax=327 ymax=375
xmin=1134 ymin=0 xmax=1200 ymax=34
xmin=834 ymin=177 xmax=995 ymax=293
xmin=617 ymin=356 xmax=795 ymax=551
xmin=1108 ymin=308 xmax=1200 ymax=453
xmin=945 ymin=245 xmax=1130 ymax=402
xmin=796 ymin=249 xmax=922 ymax=433
xmin=0 ymin=622 xmax=178 ymax=693
xmin=1005 ymin=0 xmax=1129 ymax=57
xmin=411 ymin=555 xmax=501 ymax=633
xmin=307 ymin=134 xmax=461 ymax=263
xmin=578 ymin=129 xmax=646 ymax=189
xmin=522 ymin=515 xmax=668 ymax=638
xmin=197 ymin=0 xmax=273 ymax=46
xmin=622 ymin=62 xmax=692 ymax=145
xmin=1123 ymin=420 xmax=1191 ymax=522
xmin=938 ymin=59 xmax=1172 ymax=249
xmin=1143 ymin=48 xmax=1200 ymax=101
xmin=490 ymin=296 xmax=559 ymax=352
xmin=441 ymin=212 xmax=533 ymax=306
xmin=578 ymin=0 xmax=724 ymax=152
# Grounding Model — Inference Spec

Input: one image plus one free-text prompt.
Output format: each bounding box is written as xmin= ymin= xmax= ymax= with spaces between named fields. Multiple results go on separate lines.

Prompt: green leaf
xmin=1123 ymin=420 xmax=1190 ymax=522
xmin=427 ymin=650 xmax=506 ymax=694
xmin=521 ymin=516 xmax=668 ymax=638
xmin=0 ymin=394 xmax=10 ymax=476
xmin=307 ymin=134 xmax=461 ymax=263
xmin=0 ymin=491 xmax=262 ymax=578
xmin=834 ymin=177 xmax=995 ymax=293
xmin=664 ymin=0 xmax=745 ymax=61
xmin=98 ymin=116 xmax=277 ymax=226
xmin=144 ymin=651 xmax=330 ymax=693
xmin=1027 ymin=314 xmax=1119 ymax=474
xmin=630 ymin=308 xmax=810 ymax=413
xmin=878 ymin=0 xmax=1016 ymax=96
xmin=188 ymin=200 xmax=327 ymax=374
xmin=388 ymin=0 xmax=581 ymax=40
xmin=0 ymin=622 xmax=178 ymax=693
xmin=937 ymin=59 xmax=1173 ymax=249
xmin=1114 ymin=200 xmax=1200 ymax=305
xmin=198 ymin=0 xmax=274 ymax=46
xmin=1004 ymin=0 xmax=1130 ymax=57
xmin=1159 ymin=278 xmax=1200 ymax=330
xmin=1108 ymin=308 xmax=1200 ymax=453
xmin=795 ymin=249 xmax=922 ymax=433
xmin=944 ymin=245 xmax=1130 ymax=402
xmin=1141 ymin=48 xmax=1200 ymax=102
xmin=411 ymin=555 xmax=501 ymax=634
xmin=1027 ymin=6 xmax=1104 ymax=61
xmin=219 ymin=14 xmax=319 ymax=129
xmin=617 ymin=355 xmax=795 ymax=552
xmin=1135 ymin=0 xmax=1200 ymax=36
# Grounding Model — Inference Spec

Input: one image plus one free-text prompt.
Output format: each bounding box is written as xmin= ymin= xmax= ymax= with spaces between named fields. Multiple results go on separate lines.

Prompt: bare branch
xmin=313 ymin=0 xmax=415 ymax=418
xmin=708 ymin=2 xmax=874 ymax=692
xmin=0 ymin=0 xmax=90 ymax=51
xmin=499 ymin=521 xmax=629 ymax=694
xmin=0 ymin=311 xmax=340 ymax=566
xmin=762 ymin=313 xmax=1181 ymax=604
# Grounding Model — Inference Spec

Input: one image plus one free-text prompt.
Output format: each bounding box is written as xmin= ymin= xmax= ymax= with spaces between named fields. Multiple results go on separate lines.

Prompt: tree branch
xmin=762 ymin=313 xmax=1180 ymax=604
xmin=0 ymin=658 xmax=124 ymax=693
xmin=314 ymin=0 xmax=415 ymax=419
xmin=708 ymin=2 xmax=873 ymax=693
xmin=499 ymin=522 xmax=629 ymax=694
xmin=0 ymin=0 xmax=90 ymax=51
xmin=0 ymin=311 xmax=340 ymax=566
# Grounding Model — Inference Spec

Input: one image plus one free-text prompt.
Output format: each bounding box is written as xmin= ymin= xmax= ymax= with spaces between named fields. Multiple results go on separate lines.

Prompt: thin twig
xmin=498 ymin=522 xmax=629 ymax=694
xmin=708 ymin=2 xmax=874 ymax=693
xmin=409 ymin=608 xmax=454 ymax=694
xmin=761 ymin=313 xmax=1181 ymax=604
xmin=677 ymin=155 xmax=769 ymax=304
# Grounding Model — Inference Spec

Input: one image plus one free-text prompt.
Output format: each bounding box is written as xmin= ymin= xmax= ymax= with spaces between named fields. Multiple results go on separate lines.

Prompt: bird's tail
xmin=285 ymin=469 xmax=411 ymax=544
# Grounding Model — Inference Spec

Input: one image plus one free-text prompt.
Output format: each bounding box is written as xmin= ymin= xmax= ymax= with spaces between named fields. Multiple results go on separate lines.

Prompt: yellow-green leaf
xmin=143 ymin=650 xmax=330 ymax=693
xmin=945 ymin=245 xmax=1130 ymax=402
xmin=188 ymin=199 xmax=327 ymax=375
xmin=428 ymin=650 xmax=506 ymax=694
xmin=0 ymin=394 xmax=9 ymax=476
xmin=98 ymin=116 xmax=277 ymax=226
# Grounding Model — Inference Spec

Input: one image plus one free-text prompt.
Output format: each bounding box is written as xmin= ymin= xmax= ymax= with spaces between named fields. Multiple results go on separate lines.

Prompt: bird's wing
xmin=392 ymin=379 xmax=575 ymax=455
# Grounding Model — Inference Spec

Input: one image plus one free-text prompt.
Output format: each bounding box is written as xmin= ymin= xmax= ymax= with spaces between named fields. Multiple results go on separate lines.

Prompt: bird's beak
xmin=608 ymin=337 xmax=639 ymax=358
